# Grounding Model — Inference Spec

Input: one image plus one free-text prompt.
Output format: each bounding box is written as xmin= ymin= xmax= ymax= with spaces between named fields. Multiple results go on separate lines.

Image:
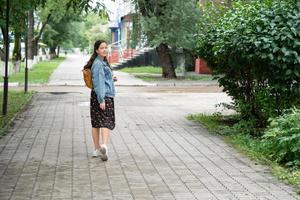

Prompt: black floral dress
xmin=90 ymin=90 xmax=115 ymax=130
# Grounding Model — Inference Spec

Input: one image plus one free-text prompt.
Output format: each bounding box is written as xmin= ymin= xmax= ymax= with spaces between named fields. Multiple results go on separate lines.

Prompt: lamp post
xmin=24 ymin=13 xmax=29 ymax=93
xmin=2 ymin=0 xmax=10 ymax=115
xmin=25 ymin=35 xmax=28 ymax=93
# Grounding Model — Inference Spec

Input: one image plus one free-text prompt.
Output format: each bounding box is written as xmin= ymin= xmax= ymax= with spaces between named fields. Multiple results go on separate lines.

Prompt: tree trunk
xmin=1 ymin=27 xmax=8 ymax=61
xmin=27 ymin=10 xmax=34 ymax=60
xmin=57 ymin=45 xmax=60 ymax=57
xmin=13 ymin=31 xmax=21 ymax=61
xmin=12 ymin=61 xmax=21 ymax=73
xmin=156 ymin=43 xmax=176 ymax=78
xmin=33 ymin=39 xmax=38 ymax=56
xmin=50 ymin=46 xmax=57 ymax=59
xmin=0 ymin=49 xmax=5 ymax=61
xmin=33 ymin=13 xmax=51 ymax=57
xmin=12 ymin=31 xmax=22 ymax=73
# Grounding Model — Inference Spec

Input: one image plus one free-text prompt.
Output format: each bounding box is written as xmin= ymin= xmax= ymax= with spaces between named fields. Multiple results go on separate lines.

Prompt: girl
xmin=83 ymin=40 xmax=116 ymax=161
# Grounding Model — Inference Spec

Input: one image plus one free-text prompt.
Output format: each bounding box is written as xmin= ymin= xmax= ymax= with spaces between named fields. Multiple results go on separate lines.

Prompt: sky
xmin=98 ymin=0 xmax=117 ymax=20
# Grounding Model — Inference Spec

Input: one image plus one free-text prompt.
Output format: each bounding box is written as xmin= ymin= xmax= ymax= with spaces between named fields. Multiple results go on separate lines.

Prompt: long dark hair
xmin=83 ymin=40 xmax=110 ymax=69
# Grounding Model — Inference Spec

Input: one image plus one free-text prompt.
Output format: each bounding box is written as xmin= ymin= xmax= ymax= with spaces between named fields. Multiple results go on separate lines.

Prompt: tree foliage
xmin=196 ymin=0 xmax=300 ymax=134
xmin=133 ymin=0 xmax=200 ymax=50
xmin=43 ymin=13 xmax=109 ymax=53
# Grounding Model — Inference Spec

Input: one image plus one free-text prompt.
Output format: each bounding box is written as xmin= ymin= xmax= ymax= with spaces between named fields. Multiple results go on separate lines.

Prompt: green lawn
xmin=0 ymin=57 xmax=65 ymax=84
xmin=187 ymin=113 xmax=300 ymax=195
xmin=0 ymin=91 xmax=34 ymax=137
xmin=120 ymin=66 xmax=214 ymax=81
xmin=120 ymin=66 xmax=162 ymax=74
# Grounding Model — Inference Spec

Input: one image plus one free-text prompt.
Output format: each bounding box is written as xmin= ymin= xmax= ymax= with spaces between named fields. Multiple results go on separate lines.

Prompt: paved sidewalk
xmin=48 ymin=54 xmax=88 ymax=86
xmin=0 ymin=90 xmax=299 ymax=200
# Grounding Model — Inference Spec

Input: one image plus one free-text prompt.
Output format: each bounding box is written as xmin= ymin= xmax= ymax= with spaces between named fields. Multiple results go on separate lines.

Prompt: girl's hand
xmin=99 ymin=102 xmax=105 ymax=110
xmin=113 ymin=75 xmax=117 ymax=82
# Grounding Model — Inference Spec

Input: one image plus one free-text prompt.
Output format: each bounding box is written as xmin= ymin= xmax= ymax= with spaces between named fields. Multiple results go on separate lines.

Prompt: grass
xmin=184 ymin=75 xmax=214 ymax=81
xmin=120 ymin=66 xmax=214 ymax=81
xmin=0 ymin=91 xmax=34 ymax=137
xmin=187 ymin=113 xmax=300 ymax=195
xmin=0 ymin=57 xmax=65 ymax=84
xmin=120 ymin=66 xmax=162 ymax=74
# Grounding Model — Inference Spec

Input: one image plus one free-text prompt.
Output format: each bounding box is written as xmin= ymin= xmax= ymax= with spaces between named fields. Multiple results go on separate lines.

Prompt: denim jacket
xmin=91 ymin=56 xmax=115 ymax=103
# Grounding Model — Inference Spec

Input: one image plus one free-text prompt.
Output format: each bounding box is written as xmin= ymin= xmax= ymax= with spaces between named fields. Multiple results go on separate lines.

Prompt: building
xmin=108 ymin=0 xmax=135 ymax=64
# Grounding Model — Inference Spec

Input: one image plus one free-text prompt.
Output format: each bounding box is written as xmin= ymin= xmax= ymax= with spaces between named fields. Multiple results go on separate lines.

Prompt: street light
xmin=24 ymin=13 xmax=29 ymax=93
xmin=25 ymin=34 xmax=28 ymax=93
xmin=2 ymin=0 xmax=10 ymax=115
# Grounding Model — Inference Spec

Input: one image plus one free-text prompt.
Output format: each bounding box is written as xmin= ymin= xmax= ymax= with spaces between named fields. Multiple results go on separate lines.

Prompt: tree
xmin=11 ymin=1 xmax=29 ymax=72
xmin=0 ymin=0 xmax=46 ymax=60
xmin=27 ymin=0 xmax=73 ymax=60
xmin=83 ymin=14 xmax=110 ymax=53
xmin=132 ymin=0 xmax=200 ymax=78
xmin=58 ymin=13 xmax=109 ymax=53
xmin=63 ymin=21 xmax=88 ymax=51
xmin=0 ymin=0 xmax=108 ymax=62
xmin=41 ymin=11 xmax=109 ymax=57
xmin=42 ymin=10 xmax=81 ymax=58
xmin=29 ymin=0 xmax=108 ymax=58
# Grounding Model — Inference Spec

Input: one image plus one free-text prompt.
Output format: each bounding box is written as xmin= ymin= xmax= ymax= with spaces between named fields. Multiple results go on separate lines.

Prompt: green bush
xmin=263 ymin=108 xmax=300 ymax=168
xmin=196 ymin=1 xmax=300 ymax=133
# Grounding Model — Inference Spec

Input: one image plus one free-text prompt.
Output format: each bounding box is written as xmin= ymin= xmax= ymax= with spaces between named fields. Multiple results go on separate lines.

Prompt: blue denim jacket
xmin=91 ymin=56 xmax=115 ymax=103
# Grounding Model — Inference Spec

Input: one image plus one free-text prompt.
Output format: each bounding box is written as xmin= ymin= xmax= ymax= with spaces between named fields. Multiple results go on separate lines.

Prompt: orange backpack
xmin=82 ymin=68 xmax=93 ymax=89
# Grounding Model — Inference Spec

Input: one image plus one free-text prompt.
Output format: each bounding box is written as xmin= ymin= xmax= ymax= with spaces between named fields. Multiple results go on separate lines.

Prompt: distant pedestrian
xmin=83 ymin=40 xmax=117 ymax=161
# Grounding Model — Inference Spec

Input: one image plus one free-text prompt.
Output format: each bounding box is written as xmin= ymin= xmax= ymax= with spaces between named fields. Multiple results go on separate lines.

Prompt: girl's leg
xmin=101 ymin=128 xmax=110 ymax=145
xmin=100 ymin=128 xmax=109 ymax=161
xmin=92 ymin=128 xmax=100 ymax=149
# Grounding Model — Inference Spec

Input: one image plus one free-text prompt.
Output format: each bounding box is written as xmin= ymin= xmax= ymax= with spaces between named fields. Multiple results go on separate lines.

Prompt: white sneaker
xmin=92 ymin=149 xmax=101 ymax=157
xmin=100 ymin=144 xmax=108 ymax=161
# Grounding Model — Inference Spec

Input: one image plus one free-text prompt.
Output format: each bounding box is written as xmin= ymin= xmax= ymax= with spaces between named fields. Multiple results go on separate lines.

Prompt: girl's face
xmin=96 ymin=42 xmax=108 ymax=59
